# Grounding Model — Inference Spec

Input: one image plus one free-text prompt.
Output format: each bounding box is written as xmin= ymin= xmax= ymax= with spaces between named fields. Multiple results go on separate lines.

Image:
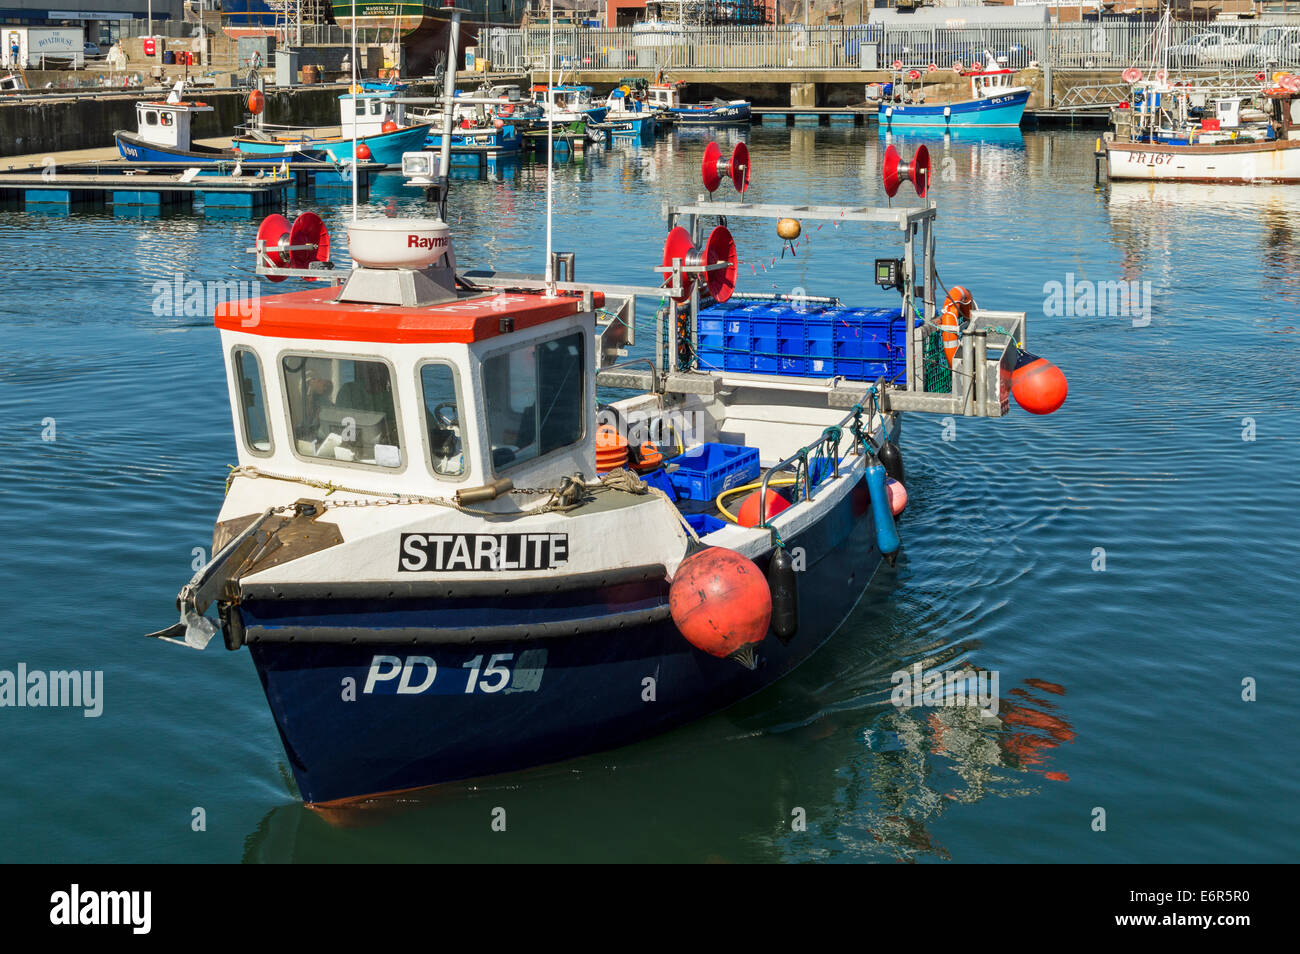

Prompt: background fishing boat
xmin=115 ymin=95 xmax=321 ymax=164
xmin=233 ymin=86 xmax=432 ymax=167
xmin=648 ymin=81 xmax=751 ymax=125
xmin=878 ymin=64 xmax=1029 ymax=132
xmin=1105 ymin=79 xmax=1300 ymax=183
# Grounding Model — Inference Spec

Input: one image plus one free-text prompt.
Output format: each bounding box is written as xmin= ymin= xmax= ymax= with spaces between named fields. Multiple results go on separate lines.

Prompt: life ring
xmin=939 ymin=285 xmax=974 ymax=368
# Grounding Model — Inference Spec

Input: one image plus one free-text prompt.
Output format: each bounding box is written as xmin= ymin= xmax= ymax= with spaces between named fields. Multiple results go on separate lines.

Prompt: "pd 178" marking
xmin=399 ymin=533 xmax=569 ymax=572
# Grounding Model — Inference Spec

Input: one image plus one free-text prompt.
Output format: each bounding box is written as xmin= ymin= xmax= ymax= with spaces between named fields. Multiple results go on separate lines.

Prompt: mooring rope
xmin=224 ymin=463 xmax=701 ymax=541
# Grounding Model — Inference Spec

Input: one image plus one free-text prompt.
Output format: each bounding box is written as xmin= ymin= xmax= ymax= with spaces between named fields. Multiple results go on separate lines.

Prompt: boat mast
xmin=350 ymin=0 xmax=358 ymax=221
xmin=544 ymin=0 xmax=555 ymax=296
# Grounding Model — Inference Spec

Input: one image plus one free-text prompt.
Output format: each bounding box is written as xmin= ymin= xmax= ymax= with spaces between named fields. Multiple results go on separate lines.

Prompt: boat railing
xmin=752 ymin=392 xmax=882 ymax=534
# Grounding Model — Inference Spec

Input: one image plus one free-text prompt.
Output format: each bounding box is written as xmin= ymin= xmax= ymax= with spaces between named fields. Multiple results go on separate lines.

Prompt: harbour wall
xmin=568 ymin=68 xmax=1122 ymax=109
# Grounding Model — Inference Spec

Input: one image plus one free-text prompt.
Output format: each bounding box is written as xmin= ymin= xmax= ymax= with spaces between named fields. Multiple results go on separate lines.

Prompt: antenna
xmin=544 ymin=0 xmax=556 ymax=298
xmin=435 ymin=5 xmax=465 ymax=223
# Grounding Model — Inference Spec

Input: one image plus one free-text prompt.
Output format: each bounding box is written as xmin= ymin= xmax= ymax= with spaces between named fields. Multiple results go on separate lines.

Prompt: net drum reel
xmin=701 ymin=140 xmax=750 ymax=197
xmin=882 ymin=143 xmax=931 ymax=199
xmin=659 ymin=225 xmax=739 ymax=304
xmin=252 ymin=212 xmax=336 ymax=283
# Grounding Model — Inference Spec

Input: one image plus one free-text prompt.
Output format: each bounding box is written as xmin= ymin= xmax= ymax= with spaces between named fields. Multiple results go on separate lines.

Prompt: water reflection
xmin=1106 ymin=181 xmax=1300 ymax=305
xmin=881 ymin=126 xmax=1026 ymax=149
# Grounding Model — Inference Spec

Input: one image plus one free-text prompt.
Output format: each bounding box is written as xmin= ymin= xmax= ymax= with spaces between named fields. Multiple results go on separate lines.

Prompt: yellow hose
xmin=715 ymin=478 xmax=799 ymax=524
xmin=666 ymin=421 xmax=685 ymax=457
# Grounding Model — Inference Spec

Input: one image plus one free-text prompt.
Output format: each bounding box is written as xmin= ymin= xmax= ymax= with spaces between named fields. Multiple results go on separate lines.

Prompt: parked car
xmin=1168 ymin=33 xmax=1219 ymax=67
xmin=1251 ymin=26 xmax=1300 ymax=69
xmin=82 ymin=42 xmax=106 ymax=62
xmin=1198 ymin=32 xmax=1255 ymax=66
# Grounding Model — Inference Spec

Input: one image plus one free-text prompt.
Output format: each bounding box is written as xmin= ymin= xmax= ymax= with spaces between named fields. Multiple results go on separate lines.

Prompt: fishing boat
xmin=1104 ymin=76 xmax=1300 ymax=183
xmin=422 ymin=118 xmax=523 ymax=163
xmin=878 ymin=61 xmax=1030 ymax=132
xmin=146 ymin=15 xmax=1067 ymax=807
xmin=232 ymin=86 xmax=432 ymax=168
xmin=114 ymin=95 xmax=320 ymax=163
xmin=1101 ymin=7 xmax=1300 ymax=184
xmin=591 ymin=87 xmax=657 ymax=142
xmin=531 ymin=83 xmax=609 ymax=125
xmin=648 ymin=80 xmax=751 ymax=126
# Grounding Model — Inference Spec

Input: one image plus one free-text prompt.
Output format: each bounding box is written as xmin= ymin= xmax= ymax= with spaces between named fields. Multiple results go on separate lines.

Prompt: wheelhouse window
xmin=282 ymin=354 xmax=403 ymax=468
xmin=233 ymin=349 xmax=272 ymax=455
xmin=144 ymin=110 xmax=158 ymax=126
xmin=483 ymin=331 xmax=584 ymax=471
xmin=419 ymin=363 xmax=466 ymax=478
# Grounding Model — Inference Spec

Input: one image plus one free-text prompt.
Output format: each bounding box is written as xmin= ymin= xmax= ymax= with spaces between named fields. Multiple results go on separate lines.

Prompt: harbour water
xmin=1 ymin=126 xmax=1296 ymax=862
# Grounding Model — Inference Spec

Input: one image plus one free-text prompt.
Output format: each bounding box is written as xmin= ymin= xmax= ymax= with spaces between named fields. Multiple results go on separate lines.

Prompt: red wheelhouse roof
xmin=214 ymin=285 xmax=600 ymax=344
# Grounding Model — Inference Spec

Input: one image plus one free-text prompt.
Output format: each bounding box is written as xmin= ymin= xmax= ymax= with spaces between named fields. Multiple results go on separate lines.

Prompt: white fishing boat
xmin=146 ymin=12 xmax=1068 ymax=807
xmin=1103 ymin=9 xmax=1300 ymax=184
xmin=1106 ymin=83 xmax=1300 ymax=183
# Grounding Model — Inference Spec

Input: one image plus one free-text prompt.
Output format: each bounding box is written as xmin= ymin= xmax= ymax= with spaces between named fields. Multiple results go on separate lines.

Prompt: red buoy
xmin=247 ymin=90 xmax=265 ymax=115
xmin=1011 ymin=349 xmax=1068 ymax=415
xmin=381 ymin=120 xmax=399 ymax=133
xmin=736 ymin=488 xmax=791 ymax=527
xmin=356 ymin=143 xmax=372 ymax=162
xmin=886 ymin=478 xmax=908 ymax=516
xmin=669 ymin=547 xmax=771 ymax=668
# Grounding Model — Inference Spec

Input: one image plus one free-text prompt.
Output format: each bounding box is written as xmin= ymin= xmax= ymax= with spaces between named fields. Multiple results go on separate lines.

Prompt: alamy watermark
xmin=0 ymin=663 xmax=103 ymax=717
xmin=1043 ymin=273 xmax=1151 ymax=327
xmin=50 ymin=885 xmax=150 ymax=934
xmin=890 ymin=663 xmax=1000 ymax=718
xmin=594 ymin=407 xmax=706 ymax=448
xmin=151 ymin=273 xmax=262 ymax=326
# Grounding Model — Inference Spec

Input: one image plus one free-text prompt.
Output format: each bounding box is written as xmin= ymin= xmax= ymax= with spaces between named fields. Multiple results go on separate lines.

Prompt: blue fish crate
xmin=669 ymin=443 xmax=761 ymax=502
xmin=684 ymin=513 xmax=727 ymax=536
xmin=641 ymin=466 xmax=677 ymax=502
xmin=696 ymin=300 xmax=909 ymax=381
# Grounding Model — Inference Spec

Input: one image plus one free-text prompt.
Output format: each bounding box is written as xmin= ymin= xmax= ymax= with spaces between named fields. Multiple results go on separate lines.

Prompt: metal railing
xmin=114 ymin=20 xmax=401 ymax=46
xmin=486 ymin=19 xmax=1300 ymax=74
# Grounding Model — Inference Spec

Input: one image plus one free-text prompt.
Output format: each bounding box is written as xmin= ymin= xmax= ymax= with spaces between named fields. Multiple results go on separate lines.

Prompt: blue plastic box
xmin=668 ymin=443 xmax=761 ymax=502
xmin=684 ymin=513 xmax=727 ymax=536
xmin=696 ymin=299 xmax=909 ymax=381
xmin=641 ymin=466 xmax=677 ymax=501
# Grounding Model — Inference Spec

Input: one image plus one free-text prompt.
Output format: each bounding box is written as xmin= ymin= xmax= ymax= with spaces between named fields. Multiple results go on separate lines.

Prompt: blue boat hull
xmin=241 ymin=472 xmax=886 ymax=804
xmin=666 ymin=102 xmax=751 ymax=126
xmin=603 ymin=114 xmax=656 ymax=142
xmin=234 ymin=124 xmax=432 ymax=167
xmin=423 ymin=126 xmax=522 ymax=162
xmin=114 ymin=131 xmax=315 ymax=163
xmin=878 ymin=89 xmax=1029 ymax=129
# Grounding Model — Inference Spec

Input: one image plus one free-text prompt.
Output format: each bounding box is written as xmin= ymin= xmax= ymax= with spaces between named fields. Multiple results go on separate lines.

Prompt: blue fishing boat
xmin=878 ymin=67 xmax=1029 ymax=131
xmin=233 ymin=87 xmax=432 ymax=167
xmin=114 ymin=97 xmax=320 ymax=163
xmin=146 ymin=147 xmax=1067 ymax=806
xmin=649 ymin=81 xmax=751 ymax=126
xmin=595 ymin=87 xmax=657 ymax=142
xmin=423 ymin=122 xmax=523 ymax=163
